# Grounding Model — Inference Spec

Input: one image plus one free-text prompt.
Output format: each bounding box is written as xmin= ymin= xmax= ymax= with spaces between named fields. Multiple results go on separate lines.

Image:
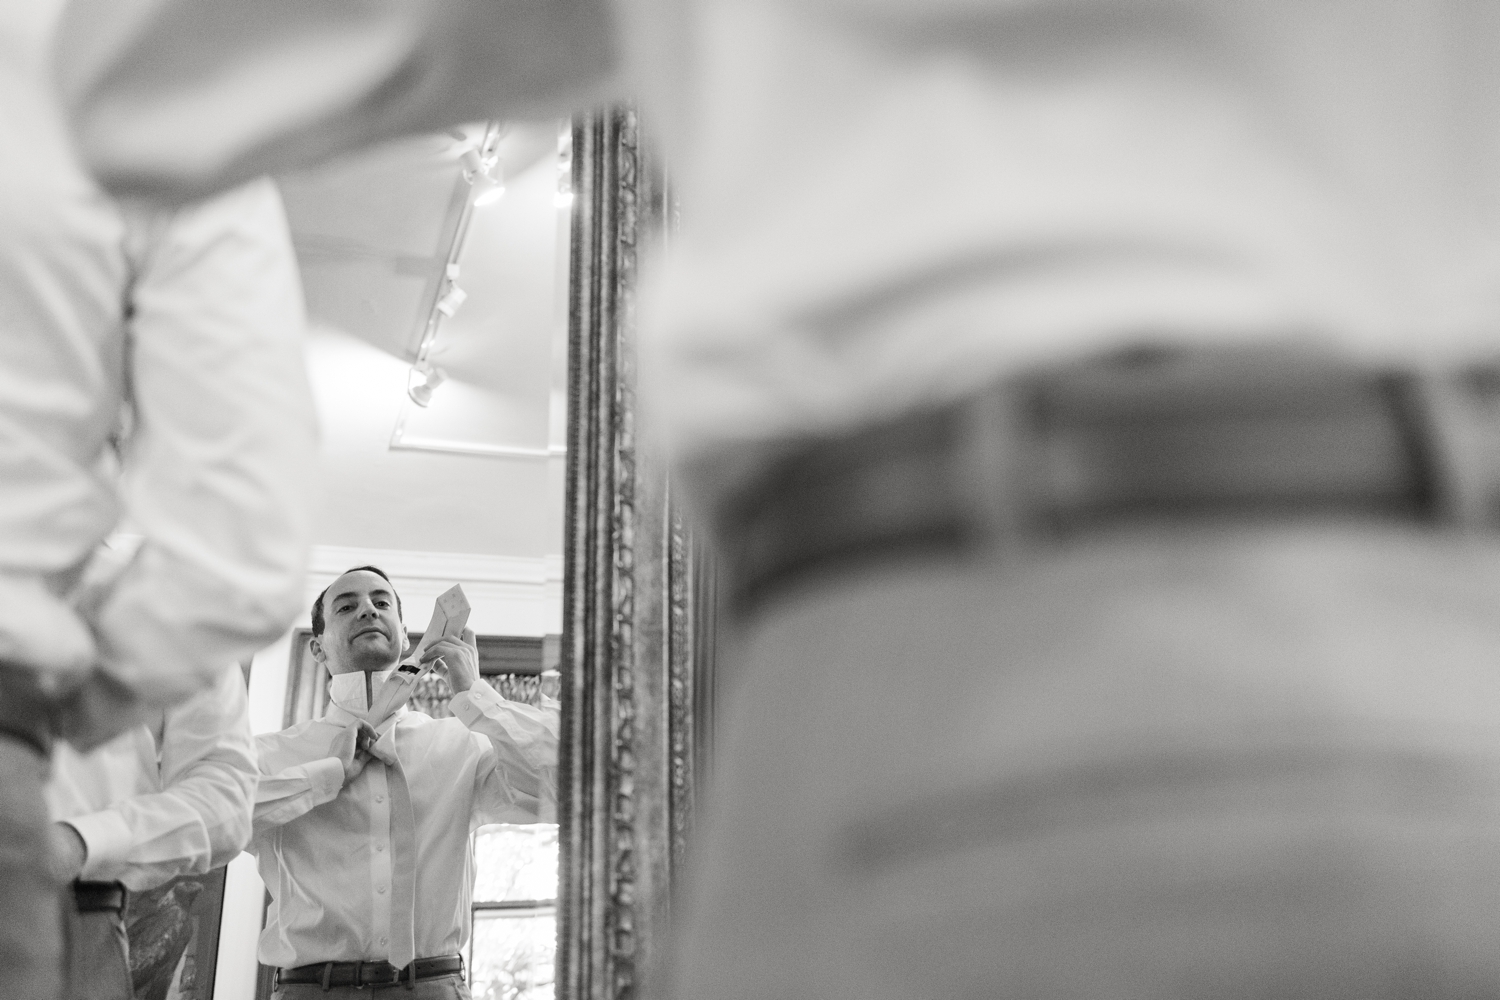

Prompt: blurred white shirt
xmin=251 ymin=681 xmax=559 ymax=969
xmin=633 ymin=1 xmax=1500 ymax=462
xmin=45 ymin=666 xmax=257 ymax=892
xmin=0 ymin=2 xmax=316 ymax=721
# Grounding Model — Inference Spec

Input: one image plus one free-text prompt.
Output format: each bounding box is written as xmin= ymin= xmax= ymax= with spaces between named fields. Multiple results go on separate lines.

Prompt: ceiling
xmin=276 ymin=121 xmax=571 ymax=559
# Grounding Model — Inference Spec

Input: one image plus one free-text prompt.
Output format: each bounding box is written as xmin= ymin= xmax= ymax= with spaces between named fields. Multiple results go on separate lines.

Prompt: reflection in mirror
xmin=203 ymin=120 xmax=573 ymax=1000
xmin=277 ymin=631 xmax=561 ymax=1000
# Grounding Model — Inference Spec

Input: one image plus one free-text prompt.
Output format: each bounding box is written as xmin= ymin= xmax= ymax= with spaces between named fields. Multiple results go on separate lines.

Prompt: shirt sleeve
xmin=451 ymin=682 xmax=560 ymax=825
xmin=65 ymin=667 xmax=257 ymax=892
xmin=57 ymin=0 xmax=618 ymax=203
xmin=59 ymin=178 xmax=317 ymax=745
xmin=251 ymin=739 xmax=346 ymax=839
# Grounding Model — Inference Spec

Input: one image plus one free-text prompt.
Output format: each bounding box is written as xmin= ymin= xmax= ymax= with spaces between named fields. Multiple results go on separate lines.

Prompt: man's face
xmin=312 ymin=569 xmax=407 ymax=675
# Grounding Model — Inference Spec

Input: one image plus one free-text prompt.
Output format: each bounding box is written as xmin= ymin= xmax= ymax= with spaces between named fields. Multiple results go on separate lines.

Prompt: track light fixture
xmin=407 ymin=361 xmax=447 ymax=408
xmin=556 ymin=125 xmax=573 ymax=209
xmin=460 ymin=147 xmax=505 ymax=206
xmin=436 ymin=284 xmax=467 ymax=318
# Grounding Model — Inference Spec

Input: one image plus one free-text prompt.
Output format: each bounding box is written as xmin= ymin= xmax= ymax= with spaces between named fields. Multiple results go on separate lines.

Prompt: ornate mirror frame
xmin=560 ymin=107 xmax=717 ymax=1000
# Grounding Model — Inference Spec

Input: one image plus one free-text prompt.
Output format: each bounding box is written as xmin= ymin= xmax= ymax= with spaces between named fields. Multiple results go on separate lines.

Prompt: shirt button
xmin=377 ymin=885 xmax=386 ymax=895
xmin=380 ymin=937 xmax=388 ymax=946
xmin=376 ymin=844 xmax=385 ymax=853
xmin=375 ymin=794 xmax=385 ymax=803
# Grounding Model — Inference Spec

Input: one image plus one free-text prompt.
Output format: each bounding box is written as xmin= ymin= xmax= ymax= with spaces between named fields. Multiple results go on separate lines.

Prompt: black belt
xmin=709 ymin=344 xmax=1500 ymax=613
xmin=73 ymin=880 xmax=127 ymax=914
xmin=276 ymin=955 xmax=464 ymax=990
xmin=0 ymin=662 xmax=55 ymax=757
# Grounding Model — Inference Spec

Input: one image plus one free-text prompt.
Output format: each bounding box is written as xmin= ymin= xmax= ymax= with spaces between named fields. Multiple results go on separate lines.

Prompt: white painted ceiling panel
xmin=395 ymin=152 xmax=564 ymax=454
xmin=279 ymin=121 xmax=570 ymax=561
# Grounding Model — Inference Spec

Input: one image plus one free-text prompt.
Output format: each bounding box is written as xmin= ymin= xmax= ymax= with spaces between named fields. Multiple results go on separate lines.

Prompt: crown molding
xmin=308 ymin=544 xmax=563 ymax=585
xmin=303 ymin=545 xmax=563 ymax=636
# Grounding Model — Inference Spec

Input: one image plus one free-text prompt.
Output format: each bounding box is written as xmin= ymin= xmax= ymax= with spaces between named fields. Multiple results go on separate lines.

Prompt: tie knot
xmin=368 ymin=731 xmax=398 ymax=766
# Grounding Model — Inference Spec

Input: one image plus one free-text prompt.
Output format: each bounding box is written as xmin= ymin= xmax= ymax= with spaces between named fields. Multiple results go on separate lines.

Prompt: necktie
xmin=369 ymin=725 xmax=418 ymax=969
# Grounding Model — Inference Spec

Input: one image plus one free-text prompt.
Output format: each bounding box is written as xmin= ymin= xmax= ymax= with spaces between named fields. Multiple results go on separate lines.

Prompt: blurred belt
xmin=275 ymin=955 xmax=464 ymax=990
xmin=73 ymin=880 xmax=127 ymax=914
xmin=712 ymin=344 xmax=1500 ymax=613
xmin=0 ymin=662 xmax=55 ymax=757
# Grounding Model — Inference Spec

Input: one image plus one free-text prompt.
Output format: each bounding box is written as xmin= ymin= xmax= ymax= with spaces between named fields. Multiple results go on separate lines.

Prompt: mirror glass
xmin=207 ymin=120 xmax=574 ymax=1000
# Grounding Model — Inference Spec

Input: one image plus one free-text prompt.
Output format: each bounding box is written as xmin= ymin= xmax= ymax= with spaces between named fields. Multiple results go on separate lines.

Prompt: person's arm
xmin=60 ymin=668 xmax=256 ymax=892
xmin=252 ymin=721 xmax=375 ymax=837
xmin=56 ymin=0 xmax=620 ymax=204
xmin=462 ymin=684 xmax=560 ymax=824
xmin=56 ymin=178 xmax=317 ymax=749
xmin=427 ymin=632 xmax=560 ymax=824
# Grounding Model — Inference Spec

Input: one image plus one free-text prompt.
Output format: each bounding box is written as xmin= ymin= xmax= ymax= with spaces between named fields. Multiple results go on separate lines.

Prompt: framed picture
xmin=126 ymin=869 xmax=229 ymax=1000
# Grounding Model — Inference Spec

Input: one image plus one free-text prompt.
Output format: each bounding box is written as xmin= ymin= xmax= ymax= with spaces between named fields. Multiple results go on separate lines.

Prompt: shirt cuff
xmin=307 ymin=755 xmax=346 ymax=801
xmin=66 ymin=810 xmax=133 ymax=879
xmin=449 ymin=679 xmax=506 ymax=727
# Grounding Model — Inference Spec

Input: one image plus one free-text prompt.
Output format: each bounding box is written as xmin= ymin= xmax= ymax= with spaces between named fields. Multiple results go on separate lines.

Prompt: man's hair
xmin=311 ymin=565 xmax=402 ymax=637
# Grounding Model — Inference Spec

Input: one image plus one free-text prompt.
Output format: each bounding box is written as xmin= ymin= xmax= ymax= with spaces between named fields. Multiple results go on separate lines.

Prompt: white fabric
xmin=251 ymin=681 xmax=559 ymax=968
xmin=632 ymin=0 xmax=1500 ymax=463
xmin=44 ymin=667 xmax=257 ymax=892
xmin=54 ymin=0 xmax=617 ymax=203
xmin=0 ymin=1 xmax=317 ymax=715
xmin=327 ymin=667 xmax=395 ymax=717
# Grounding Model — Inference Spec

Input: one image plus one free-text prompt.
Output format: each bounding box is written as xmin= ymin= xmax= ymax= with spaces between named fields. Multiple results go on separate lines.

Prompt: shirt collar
xmin=324 ymin=700 xmax=409 ymax=730
xmin=327 ymin=666 xmax=394 ymax=713
xmin=324 ymin=666 xmax=408 ymax=733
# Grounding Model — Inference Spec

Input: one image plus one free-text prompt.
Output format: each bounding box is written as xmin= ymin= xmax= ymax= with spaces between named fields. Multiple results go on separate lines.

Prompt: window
xmin=469 ymin=823 xmax=558 ymax=1000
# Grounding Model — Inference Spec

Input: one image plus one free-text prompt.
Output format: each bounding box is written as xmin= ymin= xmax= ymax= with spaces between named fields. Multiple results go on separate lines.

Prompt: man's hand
xmin=424 ymin=628 xmax=479 ymax=694
xmin=48 ymin=822 xmax=87 ymax=883
xmin=328 ymin=721 xmax=377 ymax=786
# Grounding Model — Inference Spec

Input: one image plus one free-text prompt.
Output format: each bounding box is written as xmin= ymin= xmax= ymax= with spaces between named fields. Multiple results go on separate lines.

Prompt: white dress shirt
xmin=0 ymin=1 xmax=317 ymax=726
xmin=45 ymin=666 xmax=257 ymax=892
xmin=630 ymin=0 xmax=1500 ymax=465
xmin=251 ymin=679 xmax=559 ymax=969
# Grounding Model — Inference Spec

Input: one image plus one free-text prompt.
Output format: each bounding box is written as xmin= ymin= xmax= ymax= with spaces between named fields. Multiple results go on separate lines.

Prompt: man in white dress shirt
xmin=252 ymin=566 xmax=558 ymax=998
xmin=0 ymin=5 xmax=315 ymax=996
xmin=51 ymin=2 xmax=1500 ymax=997
xmin=47 ymin=664 xmax=256 ymax=1000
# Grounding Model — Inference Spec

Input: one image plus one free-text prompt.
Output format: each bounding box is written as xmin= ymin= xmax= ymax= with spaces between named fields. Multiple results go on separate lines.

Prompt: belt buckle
xmin=356 ymin=960 xmax=401 ymax=989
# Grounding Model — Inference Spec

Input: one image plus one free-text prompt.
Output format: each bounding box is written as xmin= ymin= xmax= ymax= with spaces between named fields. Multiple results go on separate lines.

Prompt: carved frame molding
xmin=560 ymin=107 xmax=711 ymax=1000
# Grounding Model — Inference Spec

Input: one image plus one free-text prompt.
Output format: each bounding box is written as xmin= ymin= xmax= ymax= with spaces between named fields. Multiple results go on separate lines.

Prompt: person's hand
xmin=423 ymin=628 xmax=479 ymax=694
xmin=328 ymin=721 xmax=377 ymax=786
xmin=48 ymin=822 xmax=87 ymax=883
